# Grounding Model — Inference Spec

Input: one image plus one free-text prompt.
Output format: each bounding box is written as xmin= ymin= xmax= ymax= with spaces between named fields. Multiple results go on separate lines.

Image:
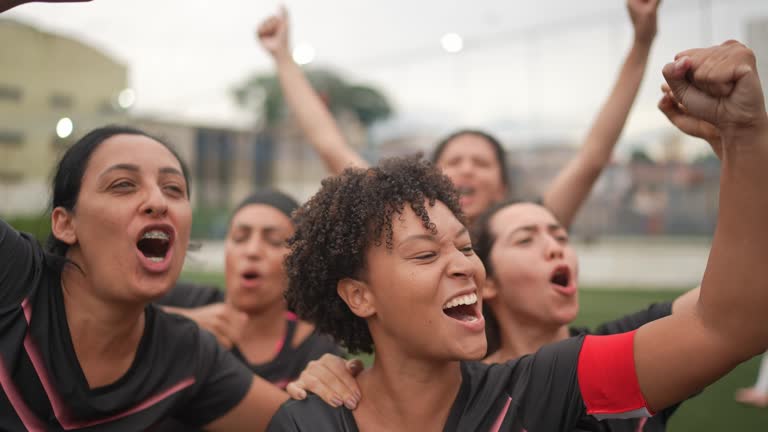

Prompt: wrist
xmin=721 ymin=118 xmax=768 ymax=157
xmin=632 ymin=34 xmax=654 ymax=50
xmin=273 ymin=49 xmax=294 ymax=65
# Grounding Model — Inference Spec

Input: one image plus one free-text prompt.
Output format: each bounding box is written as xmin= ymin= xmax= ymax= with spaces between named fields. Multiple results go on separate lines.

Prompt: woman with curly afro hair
xmin=268 ymin=49 xmax=768 ymax=428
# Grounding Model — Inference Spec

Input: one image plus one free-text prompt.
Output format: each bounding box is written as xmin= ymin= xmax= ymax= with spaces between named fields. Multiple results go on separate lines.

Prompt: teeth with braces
xmin=142 ymin=231 xmax=169 ymax=241
xmin=442 ymin=293 xmax=478 ymax=310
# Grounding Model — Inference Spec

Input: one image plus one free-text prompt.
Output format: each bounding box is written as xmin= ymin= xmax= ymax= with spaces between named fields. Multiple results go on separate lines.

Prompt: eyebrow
xmin=233 ymin=224 xmax=286 ymax=234
xmin=99 ymin=163 xmax=184 ymax=178
xmin=508 ymin=223 xmax=564 ymax=236
xmin=400 ymin=226 xmax=469 ymax=244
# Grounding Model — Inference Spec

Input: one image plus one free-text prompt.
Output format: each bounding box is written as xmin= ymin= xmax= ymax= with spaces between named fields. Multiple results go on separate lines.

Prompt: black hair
xmin=284 ymin=156 xmax=463 ymax=353
xmin=431 ymin=129 xmax=511 ymax=189
xmin=46 ymin=125 xmax=190 ymax=263
xmin=231 ymin=189 xmax=299 ymax=223
xmin=471 ymin=198 xmax=528 ymax=356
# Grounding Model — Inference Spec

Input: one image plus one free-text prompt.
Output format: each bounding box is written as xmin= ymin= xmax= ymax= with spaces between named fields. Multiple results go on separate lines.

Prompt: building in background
xmin=748 ymin=17 xmax=768 ymax=105
xmin=0 ymin=19 xmax=130 ymax=215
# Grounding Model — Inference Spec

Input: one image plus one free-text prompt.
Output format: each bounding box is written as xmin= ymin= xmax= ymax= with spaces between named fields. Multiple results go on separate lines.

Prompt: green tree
xmin=233 ymin=67 xmax=392 ymax=127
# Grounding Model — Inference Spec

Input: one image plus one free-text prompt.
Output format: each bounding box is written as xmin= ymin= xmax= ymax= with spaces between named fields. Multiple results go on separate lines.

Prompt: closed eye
xmin=164 ymin=184 xmax=186 ymax=198
xmin=111 ymin=180 xmax=135 ymax=191
xmin=412 ymin=252 xmax=437 ymax=260
xmin=460 ymin=245 xmax=474 ymax=255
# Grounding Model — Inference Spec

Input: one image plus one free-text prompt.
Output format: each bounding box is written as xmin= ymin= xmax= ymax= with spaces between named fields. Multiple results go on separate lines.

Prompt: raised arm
xmin=543 ymin=0 xmax=659 ymax=227
xmin=633 ymin=40 xmax=768 ymax=412
xmin=257 ymin=7 xmax=368 ymax=175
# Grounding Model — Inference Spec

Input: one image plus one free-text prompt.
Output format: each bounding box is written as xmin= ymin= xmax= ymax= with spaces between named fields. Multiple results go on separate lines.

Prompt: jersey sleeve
xmin=265 ymin=401 xmax=302 ymax=432
xmin=512 ymin=336 xmax=590 ymax=430
xmin=0 ymin=218 xmax=43 ymax=308
xmin=173 ymin=328 xmax=255 ymax=427
xmin=577 ymin=331 xmax=652 ymax=420
xmin=592 ymin=302 xmax=673 ymax=335
xmin=514 ymin=332 xmax=651 ymax=430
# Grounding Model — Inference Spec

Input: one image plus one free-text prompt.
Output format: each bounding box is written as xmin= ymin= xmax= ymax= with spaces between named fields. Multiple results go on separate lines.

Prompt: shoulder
xmin=150 ymin=305 xmax=226 ymax=361
xmin=267 ymin=395 xmax=351 ymax=432
xmin=156 ymin=281 xmax=224 ymax=308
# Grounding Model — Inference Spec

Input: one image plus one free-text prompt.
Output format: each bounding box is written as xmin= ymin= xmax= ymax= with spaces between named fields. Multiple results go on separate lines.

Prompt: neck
xmin=60 ymin=265 xmax=146 ymax=388
xmin=354 ymin=337 xmax=462 ymax=431
xmin=240 ymin=302 xmax=287 ymax=341
xmin=485 ymin=303 xmax=570 ymax=362
xmin=234 ymin=301 xmax=289 ymax=365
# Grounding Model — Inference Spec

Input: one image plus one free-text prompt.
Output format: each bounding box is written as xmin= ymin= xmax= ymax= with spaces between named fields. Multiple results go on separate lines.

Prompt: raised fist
xmin=627 ymin=0 xmax=660 ymax=44
xmin=662 ymin=40 xmax=767 ymax=140
xmin=257 ymin=6 xmax=290 ymax=59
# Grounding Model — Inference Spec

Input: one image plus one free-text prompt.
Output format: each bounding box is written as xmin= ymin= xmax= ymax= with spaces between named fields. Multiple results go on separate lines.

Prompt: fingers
xmin=257 ymin=16 xmax=280 ymax=39
xmin=285 ymin=380 xmax=308 ymax=400
xmin=290 ymin=355 xmax=362 ymax=409
xmin=346 ymin=359 xmax=364 ymax=376
xmin=663 ymin=56 xmax=721 ymax=125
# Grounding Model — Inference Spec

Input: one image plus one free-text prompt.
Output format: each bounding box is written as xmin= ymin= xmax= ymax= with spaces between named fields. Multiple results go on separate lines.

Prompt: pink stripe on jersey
xmin=636 ymin=417 xmax=648 ymax=431
xmin=0 ymin=354 xmax=47 ymax=431
xmin=489 ymin=396 xmax=513 ymax=432
xmin=20 ymin=296 xmax=197 ymax=430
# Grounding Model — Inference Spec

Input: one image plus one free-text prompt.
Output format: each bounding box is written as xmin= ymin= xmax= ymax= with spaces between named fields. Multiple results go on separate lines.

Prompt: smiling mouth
xmin=442 ymin=293 xmax=479 ymax=322
xmin=550 ymin=266 xmax=571 ymax=287
xmin=137 ymin=228 xmax=172 ymax=262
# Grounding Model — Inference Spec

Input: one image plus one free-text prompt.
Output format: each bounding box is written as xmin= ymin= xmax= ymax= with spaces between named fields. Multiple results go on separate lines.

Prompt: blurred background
xmin=2 ymin=1 xmax=768 ymax=428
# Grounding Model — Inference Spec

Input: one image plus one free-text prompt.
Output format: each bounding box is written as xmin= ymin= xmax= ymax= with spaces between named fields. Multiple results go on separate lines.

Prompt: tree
xmin=630 ymin=148 xmax=654 ymax=164
xmin=233 ymin=67 xmax=392 ymax=128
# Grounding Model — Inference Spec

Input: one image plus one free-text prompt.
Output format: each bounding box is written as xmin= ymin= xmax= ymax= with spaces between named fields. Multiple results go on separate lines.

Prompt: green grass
xmin=180 ymin=272 xmax=768 ymax=431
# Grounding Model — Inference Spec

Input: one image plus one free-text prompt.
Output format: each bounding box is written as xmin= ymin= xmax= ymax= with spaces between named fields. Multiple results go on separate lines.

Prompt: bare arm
xmin=204 ymin=376 xmax=288 ymax=432
xmin=670 ymin=286 xmax=700 ymax=315
xmin=258 ymin=7 xmax=368 ymax=175
xmin=205 ymin=355 xmax=363 ymax=431
xmin=633 ymin=41 xmax=768 ymax=412
xmin=543 ymin=0 xmax=659 ymax=227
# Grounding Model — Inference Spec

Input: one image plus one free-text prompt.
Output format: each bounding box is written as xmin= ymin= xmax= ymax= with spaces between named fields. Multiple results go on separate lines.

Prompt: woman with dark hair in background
xmin=266 ymin=41 xmax=768 ymax=431
xmin=157 ymin=190 xmax=344 ymax=390
xmin=472 ymin=198 xmax=698 ymax=431
xmin=257 ymin=0 xmax=660 ymax=227
xmin=0 ymin=126 xmax=356 ymax=431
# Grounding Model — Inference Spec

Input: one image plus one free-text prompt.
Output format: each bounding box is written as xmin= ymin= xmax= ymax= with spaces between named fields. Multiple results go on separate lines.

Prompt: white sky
xmin=5 ymin=0 xmax=768 ymax=158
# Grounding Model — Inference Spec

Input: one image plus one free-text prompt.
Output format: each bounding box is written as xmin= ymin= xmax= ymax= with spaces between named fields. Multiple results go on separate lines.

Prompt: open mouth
xmin=136 ymin=225 xmax=173 ymax=263
xmin=442 ymin=292 xmax=479 ymax=322
xmin=550 ymin=266 xmax=571 ymax=288
xmin=242 ymin=271 xmax=261 ymax=281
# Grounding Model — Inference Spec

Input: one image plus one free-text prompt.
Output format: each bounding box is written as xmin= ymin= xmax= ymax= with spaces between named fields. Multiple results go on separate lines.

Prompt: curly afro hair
xmin=285 ymin=156 xmax=464 ymax=354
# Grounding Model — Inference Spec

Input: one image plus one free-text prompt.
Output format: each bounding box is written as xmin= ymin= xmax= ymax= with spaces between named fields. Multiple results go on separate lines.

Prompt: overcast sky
xmin=5 ymin=0 xmax=768 ymax=158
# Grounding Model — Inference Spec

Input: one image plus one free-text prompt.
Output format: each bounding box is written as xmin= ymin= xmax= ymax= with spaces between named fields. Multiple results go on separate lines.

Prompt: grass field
xmin=181 ymin=271 xmax=768 ymax=431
